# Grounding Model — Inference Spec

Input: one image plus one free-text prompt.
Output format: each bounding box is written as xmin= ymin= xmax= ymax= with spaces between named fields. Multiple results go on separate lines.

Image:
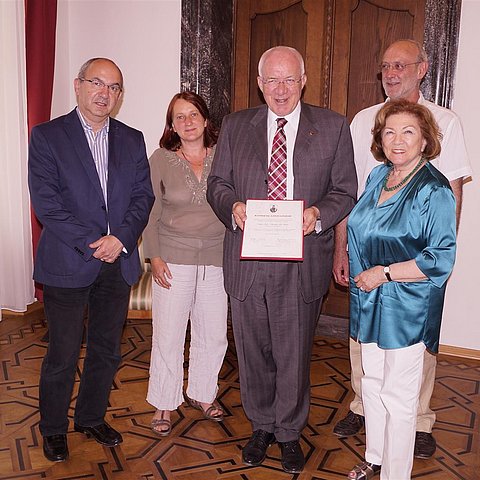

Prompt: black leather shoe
xmin=242 ymin=429 xmax=276 ymax=466
xmin=43 ymin=434 xmax=68 ymax=462
xmin=279 ymin=440 xmax=305 ymax=474
xmin=333 ymin=410 xmax=365 ymax=436
xmin=414 ymin=431 xmax=436 ymax=458
xmin=74 ymin=422 xmax=123 ymax=447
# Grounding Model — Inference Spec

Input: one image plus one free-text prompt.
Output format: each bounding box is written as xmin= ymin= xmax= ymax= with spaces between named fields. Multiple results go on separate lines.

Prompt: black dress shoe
xmin=43 ymin=434 xmax=68 ymax=462
xmin=333 ymin=410 xmax=365 ymax=437
xmin=74 ymin=422 xmax=123 ymax=447
xmin=279 ymin=440 xmax=305 ymax=474
xmin=242 ymin=429 xmax=276 ymax=466
xmin=414 ymin=431 xmax=436 ymax=458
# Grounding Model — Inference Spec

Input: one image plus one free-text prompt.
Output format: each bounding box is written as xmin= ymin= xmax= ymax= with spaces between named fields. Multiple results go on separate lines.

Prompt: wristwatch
xmin=383 ymin=265 xmax=392 ymax=282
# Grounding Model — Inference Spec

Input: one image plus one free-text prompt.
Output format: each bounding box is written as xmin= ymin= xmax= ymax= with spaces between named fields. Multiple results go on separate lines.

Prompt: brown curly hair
xmin=371 ymin=99 xmax=442 ymax=163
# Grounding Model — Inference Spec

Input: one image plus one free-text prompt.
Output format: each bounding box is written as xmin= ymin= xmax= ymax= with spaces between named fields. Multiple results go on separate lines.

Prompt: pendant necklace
xmin=382 ymin=156 xmax=425 ymax=192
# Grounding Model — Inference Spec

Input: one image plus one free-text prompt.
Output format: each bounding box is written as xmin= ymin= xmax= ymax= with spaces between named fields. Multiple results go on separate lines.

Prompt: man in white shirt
xmin=332 ymin=39 xmax=472 ymax=459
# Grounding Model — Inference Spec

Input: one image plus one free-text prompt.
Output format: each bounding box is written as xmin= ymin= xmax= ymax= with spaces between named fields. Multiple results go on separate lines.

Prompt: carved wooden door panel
xmin=329 ymin=0 xmax=425 ymax=122
xmin=233 ymin=0 xmax=327 ymax=111
xmin=232 ymin=0 xmax=426 ymax=317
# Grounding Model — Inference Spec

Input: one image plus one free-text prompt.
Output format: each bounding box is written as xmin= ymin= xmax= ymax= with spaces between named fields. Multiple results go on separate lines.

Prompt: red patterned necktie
xmin=268 ymin=117 xmax=288 ymax=200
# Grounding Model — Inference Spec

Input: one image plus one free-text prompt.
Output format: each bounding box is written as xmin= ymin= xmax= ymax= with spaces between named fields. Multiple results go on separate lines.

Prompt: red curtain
xmin=25 ymin=0 xmax=57 ymax=301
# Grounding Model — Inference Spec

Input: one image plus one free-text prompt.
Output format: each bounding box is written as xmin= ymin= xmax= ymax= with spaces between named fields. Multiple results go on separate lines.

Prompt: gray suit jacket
xmin=207 ymin=102 xmax=357 ymax=303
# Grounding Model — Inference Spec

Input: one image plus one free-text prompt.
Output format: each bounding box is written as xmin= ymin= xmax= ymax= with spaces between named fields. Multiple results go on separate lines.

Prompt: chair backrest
xmin=137 ymin=237 xmax=151 ymax=272
xmin=128 ymin=237 xmax=152 ymax=314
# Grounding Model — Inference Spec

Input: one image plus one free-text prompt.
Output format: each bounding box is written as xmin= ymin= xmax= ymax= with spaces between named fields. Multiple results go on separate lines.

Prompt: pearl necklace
xmin=382 ymin=157 xmax=425 ymax=192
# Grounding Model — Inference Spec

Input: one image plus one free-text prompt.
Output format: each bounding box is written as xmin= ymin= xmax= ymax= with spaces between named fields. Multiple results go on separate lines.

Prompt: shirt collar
xmin=385 ymin=91 xmax=425 ymax=105
xmin=76 ymin=107 xmax=110 ymax=134
xmin=267 ymin=101 xmax=302 ymax=130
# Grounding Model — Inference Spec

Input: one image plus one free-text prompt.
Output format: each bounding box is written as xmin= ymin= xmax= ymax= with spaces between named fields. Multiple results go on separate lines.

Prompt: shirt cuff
xmin=231 ymin=214 xmax=238 ymax=231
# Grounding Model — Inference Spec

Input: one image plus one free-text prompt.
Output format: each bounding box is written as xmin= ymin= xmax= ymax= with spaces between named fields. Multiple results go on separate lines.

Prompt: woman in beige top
xmin=143 ymin=92 xmax=227 ymax=436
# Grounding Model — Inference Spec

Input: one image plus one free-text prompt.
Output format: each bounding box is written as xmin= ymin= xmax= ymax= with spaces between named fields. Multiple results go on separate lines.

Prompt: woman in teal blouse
xmin=347 ymin=100 xmax=456 ymax=480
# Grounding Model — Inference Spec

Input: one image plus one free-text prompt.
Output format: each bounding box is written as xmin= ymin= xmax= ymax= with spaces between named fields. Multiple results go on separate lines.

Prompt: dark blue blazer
xmin=28 ymin=109 xmax=154 ymax=288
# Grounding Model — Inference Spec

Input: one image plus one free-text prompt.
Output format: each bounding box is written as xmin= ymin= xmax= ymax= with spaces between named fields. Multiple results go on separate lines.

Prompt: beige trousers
xmin=349 ymin=337 xmax=436 ymax=433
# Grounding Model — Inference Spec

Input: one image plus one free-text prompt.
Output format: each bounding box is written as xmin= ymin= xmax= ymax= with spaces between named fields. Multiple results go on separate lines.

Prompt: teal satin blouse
xmin=347 ymin=162 xmax=456 ymax=352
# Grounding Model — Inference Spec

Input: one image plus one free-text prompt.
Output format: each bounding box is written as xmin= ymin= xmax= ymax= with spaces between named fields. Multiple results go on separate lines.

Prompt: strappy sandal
xmin=185 ymin=394 xmax=224 ymax=422
xmin=150 ymin=410 xmax=171 ymax=436
xmin=347 ymin=461 xmax=381 ymax=479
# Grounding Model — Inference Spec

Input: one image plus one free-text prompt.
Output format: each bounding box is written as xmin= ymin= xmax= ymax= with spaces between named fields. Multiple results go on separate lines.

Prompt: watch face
xmin=383 ymin=266 xmax=392 ymax=281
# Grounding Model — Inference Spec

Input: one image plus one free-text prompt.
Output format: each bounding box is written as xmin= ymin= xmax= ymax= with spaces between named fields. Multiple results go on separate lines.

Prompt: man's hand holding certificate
xmin=240 ymin=199 xmax=304 ymax=260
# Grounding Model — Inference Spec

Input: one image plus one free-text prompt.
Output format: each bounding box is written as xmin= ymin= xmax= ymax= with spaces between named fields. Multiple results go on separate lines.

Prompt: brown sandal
xmin=348 ymin=461 xmax=381 ymax=479
xmin=185 ymin=394 xmax=224 ymax=422
xmin=150 ymin=410 xmax=171 ymax=436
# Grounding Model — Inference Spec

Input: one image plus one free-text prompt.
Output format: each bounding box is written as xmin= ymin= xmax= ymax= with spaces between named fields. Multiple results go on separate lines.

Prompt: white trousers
xmin=147 ymin=264 xmax=228 ymax=410
xmin=361 ymin=342 xmax=426 ymax=480
xmin=349 ymin=337 xmax=437 ymax=432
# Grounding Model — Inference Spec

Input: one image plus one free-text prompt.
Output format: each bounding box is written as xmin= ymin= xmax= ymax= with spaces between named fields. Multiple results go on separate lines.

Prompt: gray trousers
xmin=230 ymin=261 xmax=322 ymax=442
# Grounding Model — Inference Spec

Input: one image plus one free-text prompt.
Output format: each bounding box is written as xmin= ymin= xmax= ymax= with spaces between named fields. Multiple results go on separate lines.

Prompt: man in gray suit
xmin=207 ymin=46 xmax=357 ymax=473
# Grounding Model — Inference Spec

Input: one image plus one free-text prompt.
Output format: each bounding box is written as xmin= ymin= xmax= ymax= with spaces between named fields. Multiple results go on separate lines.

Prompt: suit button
xmin=101 ymin=205 xmax=106 ymax=211
xmin=101 ymin=232 xmax=107 ymax=236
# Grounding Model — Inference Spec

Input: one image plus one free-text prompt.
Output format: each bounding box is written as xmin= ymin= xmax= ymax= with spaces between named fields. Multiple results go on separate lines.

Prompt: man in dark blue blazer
xmin=207 ymin=46 xmax=357 ymax=473
xmin=28 ymin=58 xmax=154 ymax=462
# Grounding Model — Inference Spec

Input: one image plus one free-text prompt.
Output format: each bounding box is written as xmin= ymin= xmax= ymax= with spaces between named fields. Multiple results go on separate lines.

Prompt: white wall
xmin=440 ymin=0 xmax=480 ymax=351
xmin=51 ymin=0 xmax=181 ymax=157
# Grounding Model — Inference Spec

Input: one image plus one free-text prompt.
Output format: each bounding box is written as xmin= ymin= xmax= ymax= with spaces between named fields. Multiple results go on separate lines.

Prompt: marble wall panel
xmin=181 ymin=0 xmax=234 ymax=129
xmin=422 ymin=0 xmax=462 ymax=108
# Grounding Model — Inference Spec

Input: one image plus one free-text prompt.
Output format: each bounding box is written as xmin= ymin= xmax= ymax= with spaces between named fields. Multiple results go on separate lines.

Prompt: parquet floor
xmin=0 ymin=308 xmax=479 ymax=480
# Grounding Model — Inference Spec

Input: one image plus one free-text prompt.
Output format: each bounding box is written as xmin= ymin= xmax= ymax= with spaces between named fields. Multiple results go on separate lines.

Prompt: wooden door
xmin=232 ymin=0 xmax=426 ymax=317
xmin=329 ymin=0 xmax=425 ymax=122
xmin=233 ymin=0 xmax=328 ymax=111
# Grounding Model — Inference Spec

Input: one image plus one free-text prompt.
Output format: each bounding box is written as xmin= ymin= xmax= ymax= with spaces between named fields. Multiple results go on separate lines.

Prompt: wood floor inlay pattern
xmin=0 ymin=312 xmax=479 ymax=479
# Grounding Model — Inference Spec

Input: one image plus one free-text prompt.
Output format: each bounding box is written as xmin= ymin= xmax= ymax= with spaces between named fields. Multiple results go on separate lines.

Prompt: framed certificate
xmin=240 ymin=199 xmax=304 ymax=261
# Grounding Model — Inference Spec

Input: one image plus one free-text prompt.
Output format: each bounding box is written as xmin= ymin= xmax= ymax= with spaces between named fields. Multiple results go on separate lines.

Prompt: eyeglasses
xmin=379 ymin=62 xmax=422 ymax=73
xmin=260 ymin=76 xmax=304 ymax=88
xmin=79 ymin=77 xmax=123 ymax=94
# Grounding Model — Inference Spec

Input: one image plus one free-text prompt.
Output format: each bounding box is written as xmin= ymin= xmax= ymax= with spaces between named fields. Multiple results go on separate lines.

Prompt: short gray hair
xmin=258 ymin=46 xmax=305 ymax=77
